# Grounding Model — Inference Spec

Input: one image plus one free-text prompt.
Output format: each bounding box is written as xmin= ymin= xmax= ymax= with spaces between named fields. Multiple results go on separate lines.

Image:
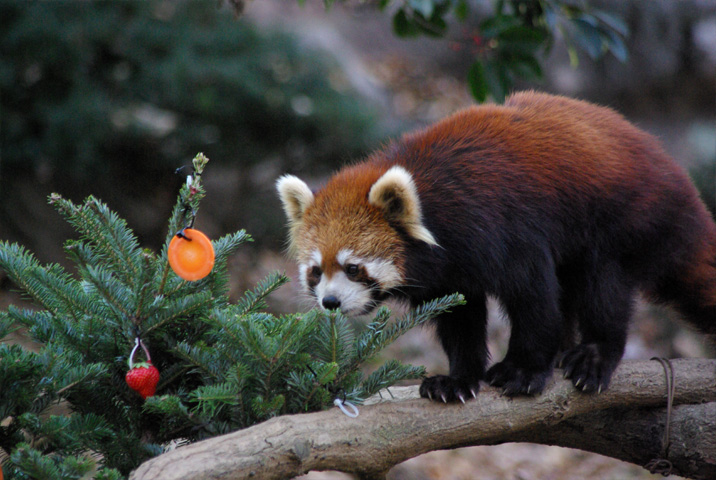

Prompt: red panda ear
xmin=368 ymin=166 xmax=439 ymax=247
xmin=276 ymin=175 xmax=314 ymax=253
xmin=277 ymin=175 xmax=314 ymax=222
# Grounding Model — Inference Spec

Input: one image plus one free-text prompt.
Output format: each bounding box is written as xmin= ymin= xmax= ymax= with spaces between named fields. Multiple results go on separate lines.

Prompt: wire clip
xmin=333 ymin=397 xmax=359 ymax=418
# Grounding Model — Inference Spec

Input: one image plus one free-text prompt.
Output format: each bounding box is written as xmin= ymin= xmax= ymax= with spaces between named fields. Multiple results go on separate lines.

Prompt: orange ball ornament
xmin=168 ymin=228 xmax=215 ymax=281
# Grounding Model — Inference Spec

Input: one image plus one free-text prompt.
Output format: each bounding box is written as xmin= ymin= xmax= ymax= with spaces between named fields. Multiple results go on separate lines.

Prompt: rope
xmin=645 ymin=357 xmax=675 ymax=476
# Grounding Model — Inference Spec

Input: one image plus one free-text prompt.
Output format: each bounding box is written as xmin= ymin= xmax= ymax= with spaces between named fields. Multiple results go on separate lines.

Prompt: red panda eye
xmin=345 ymin=264 xmax=359 ymax=276
xmin=310 ymin=266 xmax=322 ymax=277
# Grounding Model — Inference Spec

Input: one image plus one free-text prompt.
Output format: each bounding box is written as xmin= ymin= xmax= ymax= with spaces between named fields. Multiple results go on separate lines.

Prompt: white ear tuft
xmin=276 ymin=175 xmax=314 ymax=224
xmin=276 ymin=175 xmax=314 ymax=254
xmin=368 ymin=166 xmax=438 ymax=247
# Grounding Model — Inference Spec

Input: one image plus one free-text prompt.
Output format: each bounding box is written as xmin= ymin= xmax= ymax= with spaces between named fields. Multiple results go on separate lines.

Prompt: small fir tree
xmin=0 ymin=153 xmax=464 ymax=479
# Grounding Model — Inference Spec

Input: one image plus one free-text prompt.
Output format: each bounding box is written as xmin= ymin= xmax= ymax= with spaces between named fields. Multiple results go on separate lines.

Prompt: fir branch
xmin=202 ymin=308 xmax=245 ymax=362
xmin=173 ymin=342 xmax=224 ymax=381
xmin=142 ymin=396 xmax=201 ymax=442
xmin=133 ymin=252 xmax=159 ymax=320
xmin=50 ymin=194 xmax=143 ymax=289
xmin=143 ymin=291 xmax=214 ymax=335
xmin=162 ymin=153 xmax=210 ymax=248
xmin=79 ymin=263 xmax=134 ymax=321
xmin=270 ymin=313 xmax=316 ymax=362
xmin=156 ymin=259 xmax=172 ymax=298
xmin=54 ymin=362 xmax=108 ymax=397
xmin=0 ymin=344 xmax=43 ymax=418
xmin=212 ymin=230 xmax=251 ymax=263
xmin=26 ymin=263 xmax=87 ymax=323
xmin=1 ymin=152 xmax=449 ymax=479
xmin=356 ymin=359 xmax=425 ymax=399
xmin=0 ymin=311 xmax=18 ymax=339
xmin=232 ymin=271 xmax=288 ymax=316
xmin=352 ymin=293 xmax=465 ymax=367
xmin=249 ymin=393 xmax=285 ymax=420
xmin=18 ymin=412 xmax=114 ymax=456
xmin=6 ymin=306 xmax=56 ymax=344
xmin=0 ymin=241 xmax=49 ymax=310
xmin=0 ymin=241 xmax=85 ymax=320
xmin=190 ymin=383 xmax=241 ymax=420
xmin=312 ymin=309 xmax=355 ymax=367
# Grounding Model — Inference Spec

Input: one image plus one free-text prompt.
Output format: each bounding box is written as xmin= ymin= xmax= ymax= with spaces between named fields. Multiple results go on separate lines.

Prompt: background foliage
xmin=372 ymin=0 xmax=628 ymax=102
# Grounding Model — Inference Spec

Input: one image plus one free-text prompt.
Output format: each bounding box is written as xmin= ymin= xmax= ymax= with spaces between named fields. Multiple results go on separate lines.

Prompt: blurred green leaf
xmin=484 ymin=59 xmax=510 ymax=103
xmin=455 ymin=0 xmax=468 ymax=21
xmin=497 ymin=25 xmax=547 ymax=54
xmin=506 ymin=54 xmax=543 ymax=80
xmin=479 ymin=15 xmax=523 ymax=38
xmin=600 ymin=25 xmax=629 ymax=62
xmin=393 ymin=8 xmax=421 ymax=37
xmin=592 ymin=9 xmax=629 ymax=37
xmin=417 ymin=13 xmax=448 ymax=37
xmin=571 ymin=18 xmax=605 ymax=59
xmin=467 ymin=61 xmax=488 ymax=103
xmin=362 ymin=0 xmax=628 ymax=103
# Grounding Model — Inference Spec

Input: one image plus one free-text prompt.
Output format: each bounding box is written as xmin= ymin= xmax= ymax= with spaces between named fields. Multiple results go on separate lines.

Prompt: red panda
xmin=277 ymin=91 xmax=716 ymax=403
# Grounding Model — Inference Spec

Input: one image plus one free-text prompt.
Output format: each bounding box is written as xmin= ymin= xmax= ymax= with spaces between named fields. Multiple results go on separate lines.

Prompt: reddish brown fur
xmin=286 ymin=91 xmax=716 ymax=401
xmin=299 ymin=162 xmax=406 ymax=276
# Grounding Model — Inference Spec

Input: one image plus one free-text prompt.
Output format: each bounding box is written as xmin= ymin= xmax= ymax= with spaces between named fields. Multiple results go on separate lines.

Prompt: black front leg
xmin=420 ymin=294 xmax=488 ymax=403
xmin=485 ymin=259 xmax=562 ymax=396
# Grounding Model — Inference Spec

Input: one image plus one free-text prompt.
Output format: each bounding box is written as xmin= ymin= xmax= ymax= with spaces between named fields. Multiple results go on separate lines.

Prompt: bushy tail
xmin=675 ymin=234 xmax=716 ymax=336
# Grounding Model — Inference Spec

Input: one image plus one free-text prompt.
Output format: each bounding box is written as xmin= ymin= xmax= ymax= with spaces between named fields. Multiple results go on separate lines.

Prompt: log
xmin=130 ymin=359 xmax=716 ymax=480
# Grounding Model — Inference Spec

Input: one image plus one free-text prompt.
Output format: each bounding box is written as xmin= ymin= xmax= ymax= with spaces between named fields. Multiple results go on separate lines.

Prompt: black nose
xmin=322 ymin=295 xmax=341 ymax=310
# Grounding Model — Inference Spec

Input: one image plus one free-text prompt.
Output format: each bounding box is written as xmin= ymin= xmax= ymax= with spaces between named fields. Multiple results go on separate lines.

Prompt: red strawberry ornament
xmin=126 ymin=361 xmax=160 ymax=399
xmin=126 ymin=338 xmax=160 ymax=399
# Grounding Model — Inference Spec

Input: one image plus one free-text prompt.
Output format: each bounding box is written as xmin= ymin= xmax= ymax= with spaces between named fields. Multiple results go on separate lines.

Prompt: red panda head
xmin=277 ymin=164 xmax=438 ymax=315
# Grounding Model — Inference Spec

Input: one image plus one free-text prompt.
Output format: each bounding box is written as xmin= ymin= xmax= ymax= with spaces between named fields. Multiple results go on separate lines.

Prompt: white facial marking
xmin=364 ymin=258 xmax=402 ymax=289
xmin=298 ymin=249 xmax=322 ymax=291
xmin=319 ymin=249 xmax=369 ymax=314
xmin=316 ymin=271 xmax=372 ymax=315
xmin=336 ymin=248 xmax=354 ymax=266
xmin=305 ymin=248 xmax=403 ymax=315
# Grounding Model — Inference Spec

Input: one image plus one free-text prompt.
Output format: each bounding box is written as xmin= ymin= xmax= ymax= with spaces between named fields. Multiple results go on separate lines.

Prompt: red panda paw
xmin=485 ymin=361 xmax=552 ymax=397
xmin=558 ymin=343 xmax=618 ymax=394
xmin=419 ymin=375 xmax=480 ymax=404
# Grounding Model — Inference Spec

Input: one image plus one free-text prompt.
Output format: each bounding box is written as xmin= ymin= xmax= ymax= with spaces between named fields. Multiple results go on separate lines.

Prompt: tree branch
xmin=130 ymin=359 xmax=716 ymax=480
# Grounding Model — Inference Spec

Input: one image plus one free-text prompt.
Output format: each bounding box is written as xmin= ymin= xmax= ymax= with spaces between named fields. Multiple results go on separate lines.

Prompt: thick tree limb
xmin=130 ymin=359 xmax=716 ymax=480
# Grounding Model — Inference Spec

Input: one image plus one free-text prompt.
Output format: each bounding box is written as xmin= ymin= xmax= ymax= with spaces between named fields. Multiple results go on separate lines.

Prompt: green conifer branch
xmin=357 ymin=359 xmax=426 ymax=399
xmin=173 ymin=342 xmax=223 ymax=381
xmin=133 ymin=252 xmax=158 ymax=320
xmin=50 ymin=194 xmax=143 ymax=288
xmin=78 ymin=263 xmax=134 ymax=321
xmin=0 ymin=242 xmax=69 ymax=318
xmin=231 ymin=270 xmax=287 ymax=316
xmin=333 ymin=294 xmax=465 ymax=387
xmin=142 ymin=291 xmax=214 ymax=335
xmin=190 ymin=383 xmax=241 ymax=420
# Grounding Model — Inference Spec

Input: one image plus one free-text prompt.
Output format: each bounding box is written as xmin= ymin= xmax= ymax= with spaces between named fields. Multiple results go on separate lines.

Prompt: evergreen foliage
xmin=0 ymin=153 xmax=464 ymax=478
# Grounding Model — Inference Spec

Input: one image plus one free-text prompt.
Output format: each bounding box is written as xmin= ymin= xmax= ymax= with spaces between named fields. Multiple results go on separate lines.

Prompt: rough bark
xmin=130 ymin=359 xmax=716 ymax=480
